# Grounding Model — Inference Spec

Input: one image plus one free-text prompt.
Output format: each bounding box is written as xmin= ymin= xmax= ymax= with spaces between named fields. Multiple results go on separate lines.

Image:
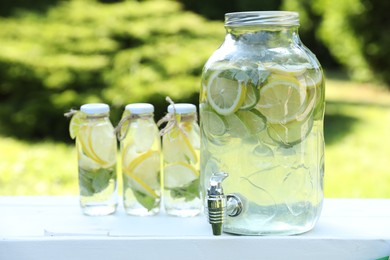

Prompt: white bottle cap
xmin=168 ymin=103 xmax=197 ymax=114
xmin=125 ymin=103 xmax=154 ymax=114
xmin=80 ymin=103 xmax=110 ymax=114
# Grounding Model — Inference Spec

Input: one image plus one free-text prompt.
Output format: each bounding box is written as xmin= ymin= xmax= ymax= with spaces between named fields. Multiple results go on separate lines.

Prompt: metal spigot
xmin=206 ymin=172 xmax=243 ymax=236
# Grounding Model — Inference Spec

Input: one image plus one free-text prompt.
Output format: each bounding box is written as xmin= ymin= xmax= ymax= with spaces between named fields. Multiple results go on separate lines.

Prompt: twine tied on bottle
xmin=157 ymin=96 xmax=197 ymax=137
xmin=64 ymin=109 xmax=79 ymax=118
xmin=64 ymin=109 xmax=106 ymax=119
xmin=114 ymin=113 xmax=151 ymax=141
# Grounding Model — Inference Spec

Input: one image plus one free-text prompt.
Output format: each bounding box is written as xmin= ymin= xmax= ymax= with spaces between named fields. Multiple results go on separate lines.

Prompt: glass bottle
xmin=161 ymin=103 xmax=202 ymax=217
xmin=76 ymin=103 xmax=118 ymax=216
xmin=119 ymin=103 xmax=161 ymax=216
xmin=200 ymin=12 xmax=325 ymax=235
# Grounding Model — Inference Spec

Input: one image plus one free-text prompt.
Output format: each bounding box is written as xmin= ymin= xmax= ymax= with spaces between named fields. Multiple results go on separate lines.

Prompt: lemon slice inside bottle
xmin=133 ymin=119 xmax=157 ymax=153
xmin=163 ymin=128 xmax=198 ymax=164
xmin=78 ymin=126 xmax=107 ymax=166
xmin=206 ymin=70 xmax=247 ymax=115
xmin=164 ymin=162 xmax=199 ymax=189
xmin=124 ymin=150 xmax=160 ymax=198
xmin=267 ymin=116 xmax=314 ymax=147
xmin=89 ymin=123 xmax=117 ymax=165
xmin=257 ymin=74 xmax=306 ymax=124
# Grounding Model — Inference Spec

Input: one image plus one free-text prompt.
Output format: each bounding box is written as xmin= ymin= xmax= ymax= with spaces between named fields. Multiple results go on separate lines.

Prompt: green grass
xmin=324 ymin=74 xmax=390 ymax=198
xmin=1 ymin=73 xmax=390 ymax=197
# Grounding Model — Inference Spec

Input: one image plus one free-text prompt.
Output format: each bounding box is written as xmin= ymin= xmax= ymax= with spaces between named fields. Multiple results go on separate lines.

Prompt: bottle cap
xmin=80 ymin=103 xmax=110 ymax=114
xmin=125 ymin=103 xmax=154 ymax=114
xmin=168 ymin=103 xmax=196 ymax=114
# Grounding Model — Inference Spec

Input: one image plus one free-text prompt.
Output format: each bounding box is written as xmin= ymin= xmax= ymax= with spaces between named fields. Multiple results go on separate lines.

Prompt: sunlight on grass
xmin=324 ymin=76 xmax=390 ymax=198
xmin=0 ymin=138 xmax=77 ymax=195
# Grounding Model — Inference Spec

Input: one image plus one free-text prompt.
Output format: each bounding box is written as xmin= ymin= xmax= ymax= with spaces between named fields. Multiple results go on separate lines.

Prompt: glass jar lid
xmin=125 ymin=103 xmax=154 ymax=114
xmin=168 ymin=103 xmax=196 ymax=114
xmin=225 ymin=11 xmax=299 ymax=27
xmin=80 ymin=103 xmax=109 ymax=114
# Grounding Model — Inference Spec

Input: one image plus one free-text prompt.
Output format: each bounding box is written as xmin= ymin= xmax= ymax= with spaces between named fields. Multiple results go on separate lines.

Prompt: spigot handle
xmin=206 ymin=172 xmax=228 ymax=236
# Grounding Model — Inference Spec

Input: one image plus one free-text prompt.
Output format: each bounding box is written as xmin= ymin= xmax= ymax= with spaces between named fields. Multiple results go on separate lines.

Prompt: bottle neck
xmin=224 ymin=11 xmax=300 ymax=45
xmin=82 ymin=112 xmax=109 ymax=122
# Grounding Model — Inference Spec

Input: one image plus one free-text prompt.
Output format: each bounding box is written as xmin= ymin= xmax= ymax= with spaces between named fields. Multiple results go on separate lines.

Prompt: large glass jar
xmin=200 ymin=11 xmax=325 ymax=235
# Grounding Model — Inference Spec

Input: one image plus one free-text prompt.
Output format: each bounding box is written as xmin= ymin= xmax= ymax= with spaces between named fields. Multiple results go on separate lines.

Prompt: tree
xmin=0 ymin=0 xmax=224 ymax=140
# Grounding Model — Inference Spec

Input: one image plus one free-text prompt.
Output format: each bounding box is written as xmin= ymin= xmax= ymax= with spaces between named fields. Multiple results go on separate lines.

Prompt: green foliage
xmin=282 ymin=0 xmax=390 ymax=86
xmin=177 ymin=0 xmax=281 ymax=20
xmin=0 ymin=0 xmax=224 ymax=140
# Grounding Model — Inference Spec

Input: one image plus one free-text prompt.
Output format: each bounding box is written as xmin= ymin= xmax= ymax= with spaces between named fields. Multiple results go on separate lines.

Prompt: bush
xmin=283 ymin=0 xmax=390 ymax=85
xmin=0 ymin=0 xmax=224 ymax=140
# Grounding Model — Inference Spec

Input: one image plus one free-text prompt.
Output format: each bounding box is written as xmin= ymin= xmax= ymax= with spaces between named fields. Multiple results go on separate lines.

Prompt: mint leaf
xmin=168 ymin=178 xmax=200 ymax=202
xmin=123 ymin=174 xmax=160 ymax=211
xmin=78 ymin=167 xmax=115 ymax=196
xmin=257 ymin=70 xmax=270 ymax=87
xmin=133 ymin=189 xmax=159 ymax=211
xmin=217 ymin=67 xmax=269 ymax=88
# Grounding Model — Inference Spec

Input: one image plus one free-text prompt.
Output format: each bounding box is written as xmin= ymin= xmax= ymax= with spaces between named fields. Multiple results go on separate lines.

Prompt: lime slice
xmin=163 ymin=129 xmax=198 ymax=164
xmin=236 ymin=109 xmax=266 ymax=135
xmin=164 ymin=162 xmax=199 ymax=189
xmin=125 ymin=150 xmax=161 ymax=197
xmin=200 ymin=110 xmax=227 ymax=136
xmin=267 ymin=116 xmax=314 ymax=147
xmin=257 ymin=74 xmax=306 ymax=124
xmin=206 ymin=70 xmax=247 ymax=115
xmin=224 ymin=113 xmax=250 ymax=138
xmin=240 ymin=84 xmax=260 ymax=110
xmin=69 ymin=111 xmax=84 ymax=139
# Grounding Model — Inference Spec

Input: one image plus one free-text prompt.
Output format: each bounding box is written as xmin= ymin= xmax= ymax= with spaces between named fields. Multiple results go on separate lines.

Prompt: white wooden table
xmin=0 ymin=197 xmax=389 ymax=260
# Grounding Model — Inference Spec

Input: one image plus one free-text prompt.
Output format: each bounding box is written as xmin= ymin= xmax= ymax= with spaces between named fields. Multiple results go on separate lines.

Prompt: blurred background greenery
xmin=0 ymin=0 xmax=389 ymax=197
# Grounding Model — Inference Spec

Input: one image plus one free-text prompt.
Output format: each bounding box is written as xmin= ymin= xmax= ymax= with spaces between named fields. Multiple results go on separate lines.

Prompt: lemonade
xmin=201 ymin=61 xmax=324 ymax=234
xmin=119 ymin=103 xmax=161 ymax=216
xmin=161 ymin=103 xmax=202 ymax=217
xmin=69 ymin=103 xmax=118 ymax=216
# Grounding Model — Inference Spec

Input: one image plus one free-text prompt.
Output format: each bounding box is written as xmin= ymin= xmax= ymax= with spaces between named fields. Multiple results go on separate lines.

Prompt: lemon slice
xmin=267 ymin=116 xmax=314 ymax=146
xmin=133 ymin=119 xmax=158 ymax=153
xmin=257 ymin=74 xmax=306 ymax=124
xmin=121 ymin=140 xmax=138 ymax=169
xmin=298 ymin=68 xmax=325 ymax=120
xmin=164 ymin=162 xmax=199 ymax=189
xmin=163 ymin=129 xmax=198 ymax=164
xmin=89 ymin=123 xmax=117 ymax=165
xmin=69 ymin=111 xmax=84 ymax=139
xmin=124 ymin=150 xmax=161 ymax=197
xmin=78 ymin=126 xmax=107 ymax=166
xmin=78 ymin=145 xmax=101 ymax=171
xmin=206 ymin=70 xmax=247 ymax=115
